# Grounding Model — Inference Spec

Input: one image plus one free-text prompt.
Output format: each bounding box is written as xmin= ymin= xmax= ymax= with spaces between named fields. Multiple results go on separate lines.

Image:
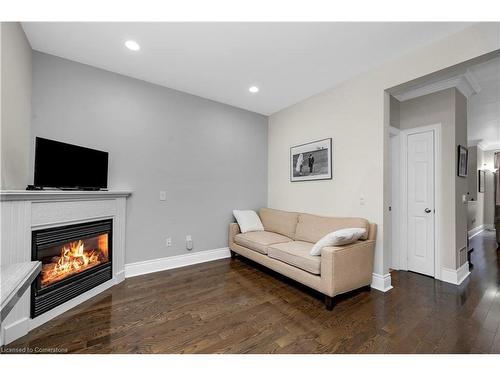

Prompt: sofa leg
xmin=324 ymin=295 xmax=335 ymax=311
xmin=230 ymin=250 xmax=236 ymax=259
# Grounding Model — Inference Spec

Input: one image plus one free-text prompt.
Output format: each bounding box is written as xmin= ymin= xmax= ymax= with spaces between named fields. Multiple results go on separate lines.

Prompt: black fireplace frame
xmin=31 ymin=219 xmax=113 ymax=318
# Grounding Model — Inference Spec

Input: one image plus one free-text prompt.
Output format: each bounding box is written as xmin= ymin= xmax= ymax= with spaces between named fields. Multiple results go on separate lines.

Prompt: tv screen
xmin=34 ymin=137 xmax=108 ymax=190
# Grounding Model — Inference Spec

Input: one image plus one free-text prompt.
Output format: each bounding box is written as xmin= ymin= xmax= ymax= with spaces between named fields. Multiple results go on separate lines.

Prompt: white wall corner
xmin=441 ymin=262 xmax=471 ymax=285
xmin=371 ymin=273 xmax=393 ymax=292
xmin=124 ymin=247 xmax=231 ymax=278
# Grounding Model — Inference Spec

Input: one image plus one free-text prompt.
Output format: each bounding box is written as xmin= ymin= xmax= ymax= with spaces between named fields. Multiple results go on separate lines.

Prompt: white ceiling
xmin=468 ymin=56 xmax=500 ymax=150
xmin=22 ymin=22 xmax=472 ymax=115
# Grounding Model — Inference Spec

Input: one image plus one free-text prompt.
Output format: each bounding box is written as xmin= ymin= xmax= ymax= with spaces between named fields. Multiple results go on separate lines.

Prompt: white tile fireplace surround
xmin=0 ymin=190 xmax=131 ymax=345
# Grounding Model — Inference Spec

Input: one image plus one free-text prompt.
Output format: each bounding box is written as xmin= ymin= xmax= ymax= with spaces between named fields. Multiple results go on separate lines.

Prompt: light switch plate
xmin=160 ymin=191 xmax=167 ymax=201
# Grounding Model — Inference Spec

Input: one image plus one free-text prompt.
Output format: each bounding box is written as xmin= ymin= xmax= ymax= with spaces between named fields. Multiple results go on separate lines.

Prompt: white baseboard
xmin=2 ymin=317 xmax=29 ymax=346
xmin=124 ymin=247 xmax=231 ymax=278
xmin=441 ymin=262 xmax=470 ymax=285
xmin=371 ymin=273 xmax=393 ymax=292
xmin=468 ymin=224 xmax=485 ymax=239
xmin=115 ymin=270 xmax=125 ymax=283
xmin=484 ymin=224 xmax=495 ymax=231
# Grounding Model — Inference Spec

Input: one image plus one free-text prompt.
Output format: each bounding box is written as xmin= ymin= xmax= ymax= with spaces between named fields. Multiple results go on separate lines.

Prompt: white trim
xmin=125 ymin=247 xmax=231 ymax=278
xmin=393 ymin=72 xmax=480 ymax=102
xmin=0 ymin=190 xmax=132 ymax=201
xmin=468 ymin=224 xmax=485 ymax=239
xmin=371 ymin=273 xmax=393 ymax=292
xmin=464 ymin=70 xmax=481 ymax=95
xmin=399 ymin=124 xmax=442 ymax=280
xmin=467 ymin=139 xmax=486 ymax=150
xmin=441 ymin=262 xmax=471 ymax=285
xmin=484 ymin=224 xmax=495 ymax=231
xmin=2 ymin=318 xmax=29 ymax=346
xmin=389 ymin=128 xmax=401 ymax=270
xmin=389 ymin=125 xmax=400 ymax=136
xmin=482 ymin=143 xmax=500 ymax=151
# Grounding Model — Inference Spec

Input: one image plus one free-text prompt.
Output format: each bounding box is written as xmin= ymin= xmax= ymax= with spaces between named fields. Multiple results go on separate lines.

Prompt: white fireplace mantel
xmin=0 ymin=190 xmax=132 ymax=201
xmin=0 ymin=190 xmax=132 ymax=346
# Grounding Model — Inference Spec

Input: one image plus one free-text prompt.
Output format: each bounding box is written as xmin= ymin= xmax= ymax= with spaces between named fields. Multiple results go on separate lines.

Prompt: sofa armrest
xmin=228 ymin=222 xmax=241 ymax=250
xmin=320 ymin=240 xmax=375 ymax=297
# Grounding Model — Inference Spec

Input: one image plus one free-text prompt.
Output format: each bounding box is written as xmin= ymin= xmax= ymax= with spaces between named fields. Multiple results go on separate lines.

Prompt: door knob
xmin=424 ymin=208 xmax=432 ymax=213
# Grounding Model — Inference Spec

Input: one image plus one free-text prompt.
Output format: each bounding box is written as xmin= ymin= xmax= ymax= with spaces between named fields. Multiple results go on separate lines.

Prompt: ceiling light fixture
xmin=125 ymin=40 xmax=140 ymax=51
xmin=248 ymin=86 xmax=259 ymax=93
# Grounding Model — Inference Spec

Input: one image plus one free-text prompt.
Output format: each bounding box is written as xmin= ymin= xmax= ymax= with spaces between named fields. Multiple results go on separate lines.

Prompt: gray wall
xmin=1 ymin=22 xmax=32 ymax=189
xmin=454 ymin=91 xmax=468 ymax=266
xmin=31 ymin=52 xmax=268 ymax=264
xmin=399 ymin=88 xmax=467 ymax=270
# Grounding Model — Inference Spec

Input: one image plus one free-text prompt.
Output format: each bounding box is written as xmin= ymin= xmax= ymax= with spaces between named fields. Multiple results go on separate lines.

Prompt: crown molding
xmin=393 ymin=70 xmax=481 ymax=102
xmin=468 ymin=139 xmax=486 ymax=150
xmin=482 ymin=143 xmax=500 ymax=151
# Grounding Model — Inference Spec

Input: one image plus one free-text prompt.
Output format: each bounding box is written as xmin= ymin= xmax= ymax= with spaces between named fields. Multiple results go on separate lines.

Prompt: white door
xmin=406 ymin=130 xmax=435 ymax=277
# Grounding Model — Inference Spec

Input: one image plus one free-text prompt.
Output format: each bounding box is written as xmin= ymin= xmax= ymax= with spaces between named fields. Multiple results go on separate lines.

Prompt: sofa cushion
xmin=295 ymin=213 xmax=370 ymax=243
xmin=232 ymin=210 xmax=264 ymax=233
xmin=234 ymin=231 xmax=292 ymax=255
xmin=267 ymin=241 xmax=321 ymax=275
xmin=310 ymin=228 xmax=367 ymax=256
xmin=259 ymin=208 xmax=299 ymax=239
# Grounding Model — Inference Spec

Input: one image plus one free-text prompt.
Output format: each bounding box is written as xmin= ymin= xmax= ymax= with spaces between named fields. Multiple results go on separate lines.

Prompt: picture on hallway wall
xmin=290 ymin=138 xmax=332 ymax=182
xmin=479 ymin=170 xmax=485 ymax=193
xmin=457 ymin=145 xmax=468 ymax=177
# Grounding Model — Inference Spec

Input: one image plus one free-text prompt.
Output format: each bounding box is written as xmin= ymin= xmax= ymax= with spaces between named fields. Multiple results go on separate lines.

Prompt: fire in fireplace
xmin=31 ymin=219 xmax=112 ymax=318
xmin=40 ymin=234 xmax=109 ymax=287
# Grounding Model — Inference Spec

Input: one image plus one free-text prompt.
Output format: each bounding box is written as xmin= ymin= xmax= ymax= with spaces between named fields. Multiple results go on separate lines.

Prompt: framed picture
xmin=457 ymin=145 xmax=468 ymax=177
xmin=478 ymin=170 xmax=486 ymax=193
xmin=290 ymin=138 xmax=332 ymax=182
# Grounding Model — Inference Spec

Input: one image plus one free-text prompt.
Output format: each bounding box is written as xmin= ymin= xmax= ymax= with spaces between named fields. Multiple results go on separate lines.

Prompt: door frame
xmin=389 ymin=126 xmax=401 ymax=270
xmin=399 ymin=123 xmax=442 ymax=280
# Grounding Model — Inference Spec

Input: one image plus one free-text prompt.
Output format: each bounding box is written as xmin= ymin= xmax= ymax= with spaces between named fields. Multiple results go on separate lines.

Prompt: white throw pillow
xmin=310 ymin=228 xmax=367 ymax=256
xmin=232 ymin=210 xmax=264 ymax=234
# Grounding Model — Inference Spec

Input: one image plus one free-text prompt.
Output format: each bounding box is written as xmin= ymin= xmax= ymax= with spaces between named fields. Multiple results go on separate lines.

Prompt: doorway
xmin=393 ymin=124 xmax=442 ymax=278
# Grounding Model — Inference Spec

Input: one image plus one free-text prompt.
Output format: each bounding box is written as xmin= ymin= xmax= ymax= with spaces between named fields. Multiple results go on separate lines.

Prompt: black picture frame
xmin=478 ymin=170 xmax=486 ymax=193
xmin=290 ymin=138 xmax=332 ymax=182
xmin=457 ymin=145 xmax=468 ymax=177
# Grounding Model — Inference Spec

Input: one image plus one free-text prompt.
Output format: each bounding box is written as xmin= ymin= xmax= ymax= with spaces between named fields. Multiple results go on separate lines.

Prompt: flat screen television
xmin=34 ymin=137 xmax=108 ymax=190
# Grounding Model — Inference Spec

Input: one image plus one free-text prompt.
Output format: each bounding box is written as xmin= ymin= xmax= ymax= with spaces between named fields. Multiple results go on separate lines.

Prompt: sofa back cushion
xmin=295 ymin=213 xmax=370 ymax=243
xmin=259 ymin=208 xmax=298 ymax=239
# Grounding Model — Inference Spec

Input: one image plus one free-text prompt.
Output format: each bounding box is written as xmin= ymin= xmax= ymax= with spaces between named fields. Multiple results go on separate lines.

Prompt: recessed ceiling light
xmin=249 ymin=86 xmax=259 ymax=93
xmin=125 ymin=40 xmax=140 ymax=51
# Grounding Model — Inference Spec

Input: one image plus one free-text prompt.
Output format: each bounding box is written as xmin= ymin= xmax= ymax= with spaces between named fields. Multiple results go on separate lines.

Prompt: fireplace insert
xmin=31 ymin=219 xmax=112 ymax=318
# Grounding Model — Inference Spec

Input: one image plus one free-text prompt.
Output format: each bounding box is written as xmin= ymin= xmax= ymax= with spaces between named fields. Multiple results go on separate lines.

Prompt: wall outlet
xmin=360 ymin=197 xmax=365 ymax=206
xmin=186 ymin=235 xmax=193 ymax=251
xmin=165 ymin=237 xmax=172 ymax=247
xmin=160 ymin=191 xmax=167 ymax=201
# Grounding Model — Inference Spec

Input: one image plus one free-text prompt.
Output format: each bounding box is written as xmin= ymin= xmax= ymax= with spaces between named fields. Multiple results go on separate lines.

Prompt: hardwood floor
xmin=4 ymin=231 xmax=500 ymax=353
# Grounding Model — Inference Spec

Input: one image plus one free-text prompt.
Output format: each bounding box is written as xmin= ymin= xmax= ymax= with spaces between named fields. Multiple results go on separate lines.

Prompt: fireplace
xmin=31 ymin=219 xmax=113 ymax=318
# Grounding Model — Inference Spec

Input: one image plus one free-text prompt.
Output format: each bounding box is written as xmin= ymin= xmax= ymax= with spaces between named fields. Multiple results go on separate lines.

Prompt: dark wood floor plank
xmin=3 ymin=231 xmax=499 ymax=354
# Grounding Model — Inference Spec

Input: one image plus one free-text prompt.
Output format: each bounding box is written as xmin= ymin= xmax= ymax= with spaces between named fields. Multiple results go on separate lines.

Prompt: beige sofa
xmin=228 ymin=208 xmax=376 ymax=309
